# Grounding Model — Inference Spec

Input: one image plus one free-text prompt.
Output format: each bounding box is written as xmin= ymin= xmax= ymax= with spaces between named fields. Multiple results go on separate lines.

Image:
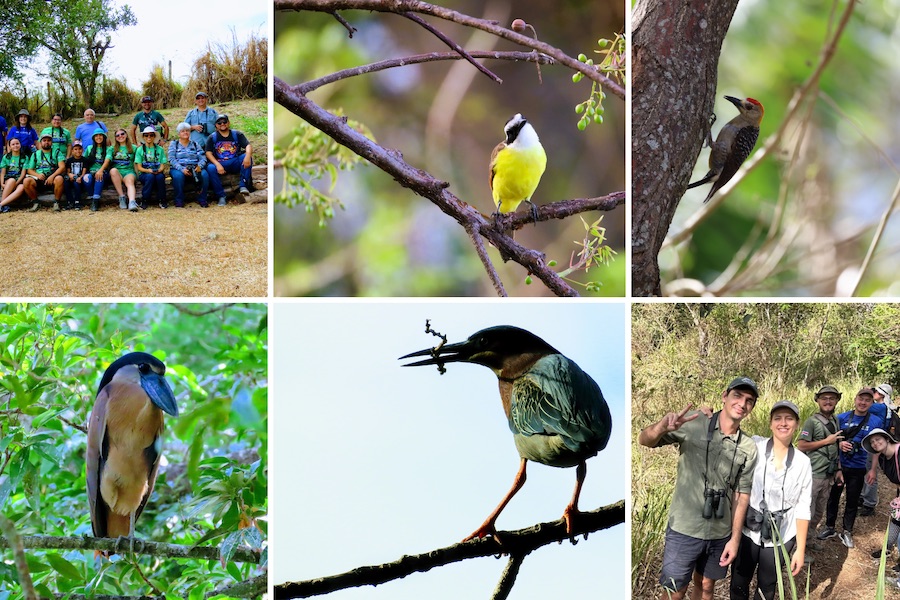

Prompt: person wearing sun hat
xmin=6 ymin=109 xmax=38 ymax=156
xmin=134 ymin=126 xmax=169 ymax=209
xmin=861 ymin=384 xmax=896 ymax=516
xmin=730 ymin=400 xmax=812 ymax=600
xmin=638 ymin=376 xmax=759 ymax=600
xmin=797 ymin=385 xmax=843 ymax=549
xmin=862 ymin=428 xmax=900 ymax=572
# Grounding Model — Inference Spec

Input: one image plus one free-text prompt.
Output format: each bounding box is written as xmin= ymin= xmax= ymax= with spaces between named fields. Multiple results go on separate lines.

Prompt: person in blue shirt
xmin=6 ymin=109 xmax=39 ymax=157
xmin=817 ymin=387 xmax=888 ymax=549
xmin=184 ymin=91 xmax=218 ymax=146
xmin=74 ymin=108 xmax=108 ymax=147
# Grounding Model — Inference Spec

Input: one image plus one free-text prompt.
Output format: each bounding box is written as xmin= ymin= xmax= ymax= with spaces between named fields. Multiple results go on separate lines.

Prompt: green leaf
xmin=47 ymin=554 xmax=82 ymax=580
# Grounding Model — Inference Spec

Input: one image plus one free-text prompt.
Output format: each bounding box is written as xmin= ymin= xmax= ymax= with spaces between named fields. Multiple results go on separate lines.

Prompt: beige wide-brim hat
xmin=862 ymin=428 xmax=898 ymax=454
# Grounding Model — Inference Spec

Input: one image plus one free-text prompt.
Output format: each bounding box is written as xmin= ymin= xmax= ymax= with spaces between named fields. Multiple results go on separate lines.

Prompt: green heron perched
xmin=400 ymin=325 xmax=612 ymax=540
xmin=86 ymin=352 xmax=179 ymax=544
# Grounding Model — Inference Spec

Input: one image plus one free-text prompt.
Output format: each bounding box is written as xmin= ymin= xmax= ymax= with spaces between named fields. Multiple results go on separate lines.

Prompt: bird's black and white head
xmin=98 ymin=352 xmax=179 ymax=416
xmin=503 ymin=113 xmax=541 ymax=149
xmin=400 ymin=325 xmax=559 ymax=374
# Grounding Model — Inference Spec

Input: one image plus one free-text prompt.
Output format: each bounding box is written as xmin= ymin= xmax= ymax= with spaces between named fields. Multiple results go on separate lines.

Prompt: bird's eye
xmin=139 ymin=363 xmax=151 ymax=374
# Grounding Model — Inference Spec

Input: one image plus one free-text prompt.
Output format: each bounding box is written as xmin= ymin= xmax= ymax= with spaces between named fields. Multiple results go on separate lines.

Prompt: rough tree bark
xmin=631 ymin=0 xmax=740 ymax=297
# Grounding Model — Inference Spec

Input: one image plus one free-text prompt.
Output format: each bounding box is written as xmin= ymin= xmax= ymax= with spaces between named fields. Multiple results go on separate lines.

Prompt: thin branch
xmin=275 ymin=79 xmax=586 ymax=296
xmin=274 ymin=500 xmax=624 ymax=598
xmin=400 ymin=11 xmax=501 ymax=84
xmin=329 ymin=10 xmax=357 ymax=36
xmin=850 ymin=176 xmax=900 ymax=296
xmin=664 ymin=0 xmax=858 ymax=249
xmin=0 ymin=535 xmax=262 ymax=563
xmin=206 ymin=574 xmax=269 ymax=599
xmin=274 ymin=0 xmax=624 ymax=99
xmin=298 ymin=50 xmax=553 ymax=94
xmin=168 ymin=303 xmax=237 ymax=317
xmin=0 ymin=515 xmax=37 ymax=600
xmin=466 ymin=223 xmax=507 ymax=296
xmin=502 ymin=193 xmax=625 ymax=231
xmin=491 ymin=554 xmax=525 ymax=600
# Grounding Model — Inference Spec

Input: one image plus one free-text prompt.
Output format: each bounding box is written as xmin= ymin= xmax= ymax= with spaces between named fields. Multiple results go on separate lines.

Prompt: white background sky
xmin=272 ymin=301 xmax=628 ymax=598
xmin=26 ymin=0 xmax=267 ymax=91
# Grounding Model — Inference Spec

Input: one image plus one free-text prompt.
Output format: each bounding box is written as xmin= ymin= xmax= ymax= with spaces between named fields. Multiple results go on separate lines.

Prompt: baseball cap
xmin=815 ymin=385 xmax=841 ymax=398
xmin=727 ymin=376 xmax=759 ymax=398
xmin=141 ymin=96 xmax=154 ymax=103
xmin=39 ymin=129 xmax=53 ymax=139
xmin=72 ymin=140 xmax=82 ymax=147
xmin=215 ymin=114 xmax=229 ymax=123
xmin=856 ymin=387 xmax=875 ymax=398
xmin=195 ymin=91 xmax=208 ymax=98
xmin=141 ymin=126 xmax=157 ymax=136
xmin=770 ymin=400 xmax=800 ymax=419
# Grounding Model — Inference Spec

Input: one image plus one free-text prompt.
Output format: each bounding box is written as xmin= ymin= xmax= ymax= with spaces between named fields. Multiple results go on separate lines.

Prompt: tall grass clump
xmin=93 ymin=77 xmax=138 ymax=114
xmin=182 ymin=30 xmax=267 ymax=106
xmin=142 ymin=64 xmax=182 ymax=109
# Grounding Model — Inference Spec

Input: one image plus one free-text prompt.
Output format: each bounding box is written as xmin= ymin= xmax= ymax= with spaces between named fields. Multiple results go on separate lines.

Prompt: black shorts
xmin=659 ymin=526 xmax=730 ymax=592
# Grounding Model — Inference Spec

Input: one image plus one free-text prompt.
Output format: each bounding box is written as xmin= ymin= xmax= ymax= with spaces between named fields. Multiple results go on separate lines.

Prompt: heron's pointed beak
xmin=399 ymin=340 xmax=476 ymax=367
xmin=141 ymin=372 xmax=179 ymax=416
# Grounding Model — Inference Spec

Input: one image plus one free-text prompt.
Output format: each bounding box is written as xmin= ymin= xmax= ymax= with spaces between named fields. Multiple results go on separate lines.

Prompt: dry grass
xmin=0 ymin=202 xmax=266 ymax=297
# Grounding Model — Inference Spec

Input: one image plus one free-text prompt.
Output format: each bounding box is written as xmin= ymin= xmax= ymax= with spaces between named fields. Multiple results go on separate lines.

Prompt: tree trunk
xmin=631 ymin=0 xmax=739 ymax=296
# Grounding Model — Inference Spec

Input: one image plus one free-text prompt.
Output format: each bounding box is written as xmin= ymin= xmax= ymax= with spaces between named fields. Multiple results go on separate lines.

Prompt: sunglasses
xmin=115 ymin=133 xmax=127 ymax=137
xmin=142 ymin=133 xmax=155 ymax=137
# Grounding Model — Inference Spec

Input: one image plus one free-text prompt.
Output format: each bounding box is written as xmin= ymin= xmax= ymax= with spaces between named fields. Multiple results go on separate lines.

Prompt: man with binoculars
xmin=639 ymin=377 xmax=760 ymax=600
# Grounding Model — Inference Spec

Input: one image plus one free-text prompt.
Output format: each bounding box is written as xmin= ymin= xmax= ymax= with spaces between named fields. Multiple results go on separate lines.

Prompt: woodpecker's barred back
xmin=688 ymin=96 xmax=764 ymax=203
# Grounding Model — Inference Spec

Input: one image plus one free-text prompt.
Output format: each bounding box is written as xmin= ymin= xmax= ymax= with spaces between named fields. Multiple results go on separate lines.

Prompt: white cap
xmin=875 ymin=383 xmax=894 ymax=408
xmin=141 ymin=126 xmax=157 ymax=136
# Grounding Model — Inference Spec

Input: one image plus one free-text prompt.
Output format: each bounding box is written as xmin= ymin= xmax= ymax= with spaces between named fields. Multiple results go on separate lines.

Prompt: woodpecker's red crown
xmin=746 ymin=97 xmax=764 ymax=116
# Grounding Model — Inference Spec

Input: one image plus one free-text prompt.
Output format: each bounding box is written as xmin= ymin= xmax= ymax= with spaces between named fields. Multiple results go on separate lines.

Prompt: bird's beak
xmin=141 ymin=372 xmax=179 ymax=416
xmin=724 ymin=95 xmax=743 ymax=108
xmin=399 ymin=340 xmax=476 ymax=367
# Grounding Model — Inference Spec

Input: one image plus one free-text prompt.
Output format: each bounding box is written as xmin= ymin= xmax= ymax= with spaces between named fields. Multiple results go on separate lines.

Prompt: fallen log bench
xmin=32 ymin=165 xmax=268 ymax=207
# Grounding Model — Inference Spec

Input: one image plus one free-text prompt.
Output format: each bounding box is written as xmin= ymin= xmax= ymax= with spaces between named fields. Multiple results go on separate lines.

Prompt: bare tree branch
xmin=167 ymin=303 xmax=237 ymax=317
xmin=400 ymin=11 xmax=501 ymax=83
xmin=298 ymin=50 xmax=554 ymax=94
xmin=274 ymin=500 xmax=624 ymax=598
xmin=0 ymin=535 xmax=262 ymax=563
xmin=275 ymin=0 xmax=624 ymax=99
xmin=491 ymin=554 xmax=525 ymax=600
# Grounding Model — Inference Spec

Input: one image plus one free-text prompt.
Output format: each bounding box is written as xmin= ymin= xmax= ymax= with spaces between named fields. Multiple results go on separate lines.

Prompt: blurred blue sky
xmin=271 ymin=301 xmax=628 ymax=598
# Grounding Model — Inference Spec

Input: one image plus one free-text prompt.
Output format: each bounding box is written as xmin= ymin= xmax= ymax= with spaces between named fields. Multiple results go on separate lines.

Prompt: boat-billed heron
xmin=86 ymin=352 xmax=178 ymax=542
xmin=401 ymin=325 xmax=612 ymax=540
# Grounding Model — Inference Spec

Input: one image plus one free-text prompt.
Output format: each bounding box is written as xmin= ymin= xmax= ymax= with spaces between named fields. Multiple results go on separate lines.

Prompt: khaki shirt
xmin=798 ymin=413 xmax=839 ymax=478
xmin=657 ymin=411 xmax=758 ymax=540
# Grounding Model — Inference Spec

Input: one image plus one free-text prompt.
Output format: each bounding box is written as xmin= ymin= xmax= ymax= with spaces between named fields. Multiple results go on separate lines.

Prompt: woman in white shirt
xmin=730 ymin=400 xmax=813 ymax=600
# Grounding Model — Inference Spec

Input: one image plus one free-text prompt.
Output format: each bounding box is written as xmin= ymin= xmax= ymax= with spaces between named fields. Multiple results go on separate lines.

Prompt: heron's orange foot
xmin=563 ymin=506 xmax=582 ymax=539
xmin=463 ymin=522 xmax=499 ymax=543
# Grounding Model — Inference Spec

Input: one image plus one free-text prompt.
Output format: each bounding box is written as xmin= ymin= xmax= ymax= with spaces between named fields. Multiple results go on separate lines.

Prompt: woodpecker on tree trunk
xmin=687 ymin=96 xmax=764 ymax=203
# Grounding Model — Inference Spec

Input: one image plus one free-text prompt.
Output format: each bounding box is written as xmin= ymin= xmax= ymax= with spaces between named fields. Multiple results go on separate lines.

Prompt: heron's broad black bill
xmin=398 ymin=340 xmax=474 ymax=367
xmin=141 ymin=372 xmax=178 ymax=416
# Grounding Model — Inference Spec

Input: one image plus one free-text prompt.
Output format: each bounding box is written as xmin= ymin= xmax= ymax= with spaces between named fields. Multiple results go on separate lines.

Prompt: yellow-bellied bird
xmin=490 ymin=114 xmax=547 ymax=224
xmin=401 ymin=326 xmax=611 ymax=540
xmin=86 ymin=352 xmax=178 ymax=541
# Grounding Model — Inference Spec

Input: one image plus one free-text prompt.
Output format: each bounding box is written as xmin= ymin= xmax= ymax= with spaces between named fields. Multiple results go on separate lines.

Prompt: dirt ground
xmin=0 ymin=199 xmax=267 ymax=297
xmin=633 ymin=478 xmax=900 ymax=599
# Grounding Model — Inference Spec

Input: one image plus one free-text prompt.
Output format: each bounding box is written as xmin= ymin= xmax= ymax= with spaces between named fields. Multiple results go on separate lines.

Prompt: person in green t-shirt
xmin=797 ymin=385 xmax=842 ymax=547
xmin=0 ymin=138 xmax=28 ymax=212
xmin=638 ymin=377 xmax=760 ymax=600
xmin=83 ymin=128 xmax=113 ymax=211
xmin=109 ymin=128 xmax=138 ymax=211
xmin=134 ymin=127 xmax=169 ymax=209
xmin=23 ymin=132 xmax=65 ymax=212
xmin=45 ymin=113 xmax=72 ymax=158
xmin=129 ymin=96 xmax=169 ymax=144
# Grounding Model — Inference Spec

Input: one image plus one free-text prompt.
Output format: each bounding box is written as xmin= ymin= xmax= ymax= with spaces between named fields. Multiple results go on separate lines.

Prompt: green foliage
xmin=552 ymin=215 xmax=618 ymax=291
xmin=0 ymin=303 xmax=267 ymax=597
xmin=573 ymin=35 xmax=624 ymax=130
xmin=95 ymin=77 xmax=140 ymax=115
xmin=274 ymin=116 xmax=375 ymax=227
xmin=20 ymin=0 xmax=137 ymax=106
